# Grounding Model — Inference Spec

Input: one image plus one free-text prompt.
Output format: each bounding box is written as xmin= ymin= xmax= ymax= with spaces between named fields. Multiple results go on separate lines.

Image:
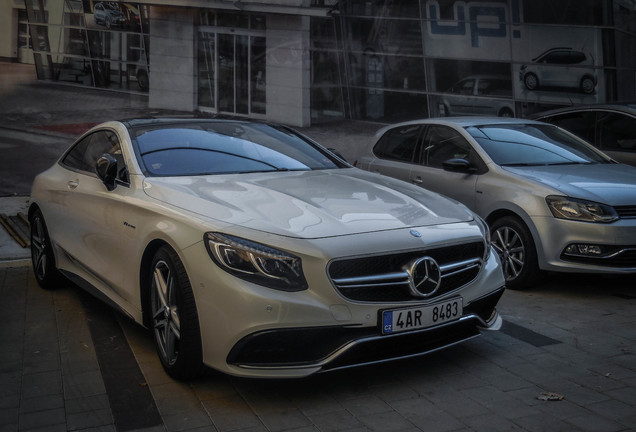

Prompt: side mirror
xmin=442 ymin=158 xmax=476 ymax=174
xmin=96 ymin=154 xmax=118 ymax=191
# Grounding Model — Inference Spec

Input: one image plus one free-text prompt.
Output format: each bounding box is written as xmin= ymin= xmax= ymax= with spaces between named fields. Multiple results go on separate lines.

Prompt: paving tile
xmin=461 ymin=413 xmax=523 ymax=432
xmin=357 ymin=410 xmax=414 ymax=432
xmin=308 ymin=409 xmax=363 ymax=432
xmin=388 ymin=397 xmax=434 ymax=418
xmin=20 ymin=371 xmax=62 ymax=399
xmin=293 ymin=393 xmax=343 ymax=417
xmin=585 ymin=398 xmax=636 ymax=420
xmin=511 ymin=412 xmax=574 ymax=432
xmin=258 ymin=408 xmax=313 ymax=432
xmin=161 ymin=410 xmax=214 ymax=432
xmin=18 ymin=407 xmax=65 ymax=430
xmin=408 ymin=408 xmax=465 ymax=432
xmin=66 ymin=408 xmax=113 ymax=430
xmin=19 ymin=394 xmax=65 ymax=414
xmin=201 ymin=395 xmax=261 ymax=432
xmin=0 ymin=407 xmax=18 ymax=427
xmin=340 ymin=396 xmax=393 ymax=417
xmin=564 ymin=413 xmax=627 ymax=432
xmin=62 ymin=370 xmax=107 ymax=399
xmin=65 ymin=394 xmax=110 ymax=414
xmin=22 ymin=349 xmax=61 ymax=375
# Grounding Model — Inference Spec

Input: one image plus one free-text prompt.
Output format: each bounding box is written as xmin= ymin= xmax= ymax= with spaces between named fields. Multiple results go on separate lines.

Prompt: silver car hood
xmin=142 ymin=169 xmax=473 ymax=238
xmin=504 ymin=163 xmax=636 ymax=205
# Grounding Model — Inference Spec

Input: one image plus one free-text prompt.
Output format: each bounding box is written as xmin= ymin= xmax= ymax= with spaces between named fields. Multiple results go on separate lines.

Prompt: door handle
xmin=67 ymin=180 xmax=79 ymax=190
xmin=412 ymin=177 xmax=423 ymax=184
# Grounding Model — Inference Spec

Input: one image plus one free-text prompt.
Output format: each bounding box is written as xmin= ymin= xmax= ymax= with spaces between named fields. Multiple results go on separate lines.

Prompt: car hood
xmin=142 ymin=169 xmax=473 ymax=239
xmin=503 ymin=163 xmax=636 ymax=205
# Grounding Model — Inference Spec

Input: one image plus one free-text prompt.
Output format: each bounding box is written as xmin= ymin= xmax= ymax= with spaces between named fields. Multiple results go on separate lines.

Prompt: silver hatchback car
xmin=356 ymin=118 xmax=636 ymax=289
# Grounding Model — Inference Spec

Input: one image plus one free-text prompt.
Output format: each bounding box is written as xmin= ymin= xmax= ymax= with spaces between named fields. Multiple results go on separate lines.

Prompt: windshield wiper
xmin=500 ymin=163 xmax=546 ymax=167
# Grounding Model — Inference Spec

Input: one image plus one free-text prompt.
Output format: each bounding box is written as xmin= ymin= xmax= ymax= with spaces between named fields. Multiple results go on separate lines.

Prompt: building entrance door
xmin=197 ymin=29 xmax=266 ymax=116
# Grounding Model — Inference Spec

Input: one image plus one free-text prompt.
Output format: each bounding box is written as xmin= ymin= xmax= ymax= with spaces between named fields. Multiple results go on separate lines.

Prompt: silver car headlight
xmin=546 ymin=195 xmax=618 ymax=223
xmin=204 ymin=232 xmax=308 ymax=291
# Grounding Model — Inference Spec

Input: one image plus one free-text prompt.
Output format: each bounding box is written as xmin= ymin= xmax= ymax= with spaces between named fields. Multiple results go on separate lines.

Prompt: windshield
xmin=466 ymin=123 xmax=611 ymax=166
xmin=132 ymin=121 xmax=343 ymax=176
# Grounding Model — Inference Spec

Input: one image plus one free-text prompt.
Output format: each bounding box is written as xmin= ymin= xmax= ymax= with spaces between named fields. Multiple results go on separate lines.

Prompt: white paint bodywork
xmin=30 ymin=120 xmax=505 ymax=377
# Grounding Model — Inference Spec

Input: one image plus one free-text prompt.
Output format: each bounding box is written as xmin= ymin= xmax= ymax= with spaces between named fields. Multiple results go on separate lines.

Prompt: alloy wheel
xmin=31 ymin=216 xmax=47 ymax=281
xmin=491 ymin=225 xmax=525 ymax=282
xmin=152 ymin=260 xmax=181 ymax=366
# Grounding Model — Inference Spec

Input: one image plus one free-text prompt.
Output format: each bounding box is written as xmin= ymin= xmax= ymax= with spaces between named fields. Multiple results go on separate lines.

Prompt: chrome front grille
xmin=328 ymin=242 xmax=485 ymax=302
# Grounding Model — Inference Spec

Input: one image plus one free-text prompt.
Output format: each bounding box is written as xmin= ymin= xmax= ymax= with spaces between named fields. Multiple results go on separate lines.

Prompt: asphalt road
xmin=0 ymin=129 xmax=70 ymax=196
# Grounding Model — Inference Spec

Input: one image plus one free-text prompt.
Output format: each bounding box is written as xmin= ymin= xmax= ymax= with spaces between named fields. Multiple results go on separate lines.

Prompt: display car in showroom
xmin=532 ymin=104 xmax=636 ymax=166
xmin=29 ymin=118 xmax=505 ymax=380
xmin=519 ymin=47 xmax=597 ymax=94
xmin=356 ymin=118 xmax=636 ymax=290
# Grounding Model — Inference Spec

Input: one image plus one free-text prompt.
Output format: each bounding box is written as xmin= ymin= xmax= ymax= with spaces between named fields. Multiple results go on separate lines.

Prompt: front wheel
xmin=150 ymin=245 xmax=203 ymax=379
xmin=580 ymin=77 xmax=595 ymax=94
xmin=490 ymin=216 xmax=541 ymax=290
xmin=30 ymin=209 xmax=63 ymax=289
xmin=523 ymin=73 xmax=539 ymax=91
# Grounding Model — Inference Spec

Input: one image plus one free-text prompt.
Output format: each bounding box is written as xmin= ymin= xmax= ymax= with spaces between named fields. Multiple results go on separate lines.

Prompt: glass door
xmin=198 ymin=29 xmax=266 ymax=116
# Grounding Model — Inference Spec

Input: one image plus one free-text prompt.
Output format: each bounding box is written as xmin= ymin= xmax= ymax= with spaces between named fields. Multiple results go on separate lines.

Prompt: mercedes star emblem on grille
xmin=405 ymin=256 xmax=441 ymax=297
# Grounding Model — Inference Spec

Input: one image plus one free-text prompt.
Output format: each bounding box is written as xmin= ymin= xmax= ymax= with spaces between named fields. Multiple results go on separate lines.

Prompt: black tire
xmin=581 ymin=76 xmax=595 ymax=94
xmin=490 ymin=216 xmax=541 ymax=290
xmin=150 ymin=245 xmax=203 ymax=380
xmin=523 ymin=73 xmax=538 ymax=91
xmin=498 ymin=107 xmax=514 ymax=118
xmin=136 ymin=69 xmax=149 ymax=91
xmin=30 ymin=209 xmax=63 ymax=290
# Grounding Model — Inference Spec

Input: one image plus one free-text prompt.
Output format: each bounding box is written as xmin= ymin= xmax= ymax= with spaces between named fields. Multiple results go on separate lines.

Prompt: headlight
xmin=204 ymin=232 xmax=308 ymax=291
xmin=546 ymin=195 xmax=618 ymax=223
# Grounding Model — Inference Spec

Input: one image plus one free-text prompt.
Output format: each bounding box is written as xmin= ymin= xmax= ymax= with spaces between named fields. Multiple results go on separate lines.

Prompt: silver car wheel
xmin=524 ymin=73 xmax=538 ymax=91
xmin=581 ymin=77 xmax=595 ymax=94
xmin=492 ymin=226 xmax=525 ymax=281
xmin=152 ymin=259 xmax=181 ymax=366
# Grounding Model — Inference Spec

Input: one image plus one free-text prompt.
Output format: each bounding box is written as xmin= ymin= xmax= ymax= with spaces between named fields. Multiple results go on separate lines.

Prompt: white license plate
xmin=381 ymin=298 xmax=463 ymax=335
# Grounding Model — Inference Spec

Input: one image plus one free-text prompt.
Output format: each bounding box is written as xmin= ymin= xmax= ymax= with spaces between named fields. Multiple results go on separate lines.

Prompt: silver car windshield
xmin=467 ymin=124 xmax=611 ymax=166
xmin=133 ymin=122 xmax=341 ymax=176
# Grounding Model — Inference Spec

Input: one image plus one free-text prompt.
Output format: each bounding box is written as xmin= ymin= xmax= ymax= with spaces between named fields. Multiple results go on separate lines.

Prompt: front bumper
xmin=532 ymin=215 xmax=636 ymax=274
xmin=227 ymin=287 xmax=504 ymax=374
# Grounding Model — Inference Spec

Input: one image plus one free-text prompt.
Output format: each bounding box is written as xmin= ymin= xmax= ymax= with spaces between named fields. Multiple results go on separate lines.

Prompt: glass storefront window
xmin=23 ymin=0 xmax=150 ymax=92
xmin=197 ymin=23 xmax=266 ymax=117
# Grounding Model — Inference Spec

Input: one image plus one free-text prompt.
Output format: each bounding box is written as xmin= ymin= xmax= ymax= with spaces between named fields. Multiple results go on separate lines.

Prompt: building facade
xmin=5 ymin=0 xmax=636 ymax=126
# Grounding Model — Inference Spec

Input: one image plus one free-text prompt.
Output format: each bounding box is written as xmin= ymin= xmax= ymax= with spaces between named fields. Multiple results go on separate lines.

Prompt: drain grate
xmin=0 ymin=213 xmax=30 ymax=248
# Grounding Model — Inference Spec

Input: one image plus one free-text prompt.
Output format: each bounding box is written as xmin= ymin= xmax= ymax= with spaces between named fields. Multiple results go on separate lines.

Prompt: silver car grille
xmin=328 ymin=242 xmax=485 ymax=302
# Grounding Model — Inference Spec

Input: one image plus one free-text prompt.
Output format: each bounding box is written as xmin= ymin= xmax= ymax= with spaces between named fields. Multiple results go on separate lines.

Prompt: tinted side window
xmin=62 ymin=135 xmax=92 ymax=171
xmin=543 ymin=51 xmax=569 ymax=64
xmin=597 ymin=112 xmax=636 ymax=152
xmin=373 ymin=125 xmax=422 ymax=162
xmin=541 ymin=112 xmax=596 ymax=145
xmin=421 ymin=125 xmax=472 ymax=169
xmin=87 ymin=131 xmax=128 ymax=182
xmin=62 ymin=130 xmax=127 ymax=182
xmin=569 ymin=51 xmax=587 ymax=64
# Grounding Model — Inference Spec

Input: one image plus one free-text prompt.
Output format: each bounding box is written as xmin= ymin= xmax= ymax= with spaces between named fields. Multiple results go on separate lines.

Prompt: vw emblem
xmin=404 ymin=256 xmax=441 ymax=297
xmin=410 ymin=229 xmax=422 ymax=238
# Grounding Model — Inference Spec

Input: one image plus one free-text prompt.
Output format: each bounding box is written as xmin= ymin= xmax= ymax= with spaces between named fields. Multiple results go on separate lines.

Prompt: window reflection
xmin=23 ymin=0 xmax=150 ymax=92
